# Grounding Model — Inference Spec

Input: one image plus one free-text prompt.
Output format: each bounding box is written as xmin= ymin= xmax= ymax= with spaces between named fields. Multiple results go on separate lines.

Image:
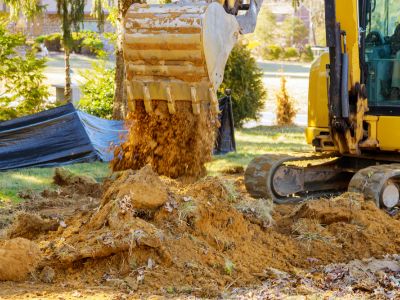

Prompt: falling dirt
xmin=1 ymin=166 xmax=400 ymax=298
xmin=111 ymin=101 xmax=218 ymax=179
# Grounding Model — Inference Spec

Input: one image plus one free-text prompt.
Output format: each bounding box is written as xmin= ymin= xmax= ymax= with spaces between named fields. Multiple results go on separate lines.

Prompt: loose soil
xmin=111 ymin=101 xmax=218 ymax=179
xmin=0 ymin=166 xmax=400 ymax=299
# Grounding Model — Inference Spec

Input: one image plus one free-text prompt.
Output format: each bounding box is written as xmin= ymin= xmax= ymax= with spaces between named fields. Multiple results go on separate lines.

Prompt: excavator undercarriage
xmin=245 ymin=154 xmax=400 ymax=209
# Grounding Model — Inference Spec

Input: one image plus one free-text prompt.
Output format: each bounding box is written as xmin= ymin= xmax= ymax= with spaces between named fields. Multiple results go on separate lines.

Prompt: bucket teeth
xmin=142 ymin=85 xmax=153 ymax=113
xmin=165 ymin=86 xmax=176 ymax=114
xmin=190 ymin=87 xmax=200 ymax=115
xmin=126 ymin=80 xmax=136 ymax=113
xmin=209 ymin=88 xmax=220 ymax=114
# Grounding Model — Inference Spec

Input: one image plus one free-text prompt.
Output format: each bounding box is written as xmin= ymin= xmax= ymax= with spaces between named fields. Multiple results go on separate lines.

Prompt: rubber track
xmin=244 ymin=154 xmax=338 ymax=203
xmin=348 ymin=164 xmax=400 ymax=208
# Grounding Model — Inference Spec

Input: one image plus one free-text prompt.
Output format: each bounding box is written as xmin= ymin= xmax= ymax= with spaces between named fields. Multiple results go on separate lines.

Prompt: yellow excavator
xmin=245 ymin=0 xmax=400 ymax=210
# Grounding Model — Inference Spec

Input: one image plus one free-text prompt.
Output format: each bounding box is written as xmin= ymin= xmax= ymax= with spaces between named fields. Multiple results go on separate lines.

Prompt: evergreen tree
xmin=219 ymin=43 xmax=266 ymax=128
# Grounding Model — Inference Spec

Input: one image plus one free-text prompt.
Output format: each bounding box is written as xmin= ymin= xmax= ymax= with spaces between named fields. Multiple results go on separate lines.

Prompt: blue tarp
xmin=0 ymin=104 xmax=127 ymax=171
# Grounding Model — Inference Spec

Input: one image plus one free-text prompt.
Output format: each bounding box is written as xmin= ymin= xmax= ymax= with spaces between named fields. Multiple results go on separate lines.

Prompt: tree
xmin=281 ymin=16 xmax=309 ymax=46
xmin=302 ymin=0 xmax=325 ymax=46
xmin=55 ymin=0 xmax=86 ymax=102
xmin=0 ymin=23 xmax=49 ymax=121
xmin=276 ymin=76 xmax=297 ymax=125
xmin=218 ymin=43 xmax=266 ymax=128
xmin=112 ymin=0 xmax=141 ymax=120
xmin=3 ymin=0 xmax=44 ymax=20
xmin=78 ymin=60 xmax=115 ymax=119
xmin=254 ymin=5 xmax=276 ymax=45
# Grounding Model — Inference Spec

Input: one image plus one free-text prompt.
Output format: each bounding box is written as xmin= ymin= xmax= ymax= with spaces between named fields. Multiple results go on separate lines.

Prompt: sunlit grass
xmin=206 ymin=125 xmax=312 ymax=175
xmin=0 ymin=162 xmax=110 ymax=203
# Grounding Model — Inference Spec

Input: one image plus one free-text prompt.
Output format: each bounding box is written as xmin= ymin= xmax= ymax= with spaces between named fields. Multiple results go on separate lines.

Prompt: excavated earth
xmin=0 ymin=166 xmax=400 ymax=299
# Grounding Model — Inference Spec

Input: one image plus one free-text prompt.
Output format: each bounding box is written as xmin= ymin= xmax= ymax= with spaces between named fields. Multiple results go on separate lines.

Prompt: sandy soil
xmin=0 ymin=166 xmax=399 ymax=299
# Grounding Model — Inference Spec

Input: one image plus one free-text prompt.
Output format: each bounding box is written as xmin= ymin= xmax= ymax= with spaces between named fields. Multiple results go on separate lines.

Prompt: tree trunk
xmin=112 ymin=0 xmax=139 ymax=120
xmin=64 ymin=48 xmax=72 ymax=103
xmin=112 ymin=24 xmax=126 ymax=120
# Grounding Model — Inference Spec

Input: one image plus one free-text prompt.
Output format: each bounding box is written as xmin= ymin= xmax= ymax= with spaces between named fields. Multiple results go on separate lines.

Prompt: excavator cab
xmin=364 ymin=0 xmax=400 ymax=108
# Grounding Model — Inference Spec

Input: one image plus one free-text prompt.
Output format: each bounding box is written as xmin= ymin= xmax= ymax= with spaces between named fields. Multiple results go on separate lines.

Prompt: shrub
xmin=71 ymin=32 xmax=84 ymax=53
xmin=73 ymin=31 xmax=104 ymax=56
xmin=0 ymin=25 xmax=49 ymax=121
xmin=276 ymin=76 xmax=297 ymax=126
xmin=218 ymin=43 xmax=267 ymax=128
xmin=281 ymin=16 xmax=309 ymax=47
xmin=44 ymin=33 xmax=61 ymax=51
xmin=78 ymin=59 xmax=115 ymax=119
xmin=35 ymin=35 xmax=46 ymax=43
xmin=35 ymin=31 xmax=104 ymax=55
xmin=283 ymin=47 xmax=299 ymax=60
xmin=261 ymin=44 xmax=283 ymax=61
xmin=302 ymin=45 xmax=314 ymax=62
xmin=81 ymin=36 xmax=104 ymax=56
xmin=104 ymin=32 xmax=117 ymax=46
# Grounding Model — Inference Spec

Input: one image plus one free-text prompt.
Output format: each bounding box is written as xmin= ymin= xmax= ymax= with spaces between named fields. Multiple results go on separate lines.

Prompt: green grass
xmin=207 ymin=125 xmax=312 ymax=175
xmin=0 ymin=162 xmax=110 ymax=204
xmin=0 ymin=125 xmax=312 ymax=204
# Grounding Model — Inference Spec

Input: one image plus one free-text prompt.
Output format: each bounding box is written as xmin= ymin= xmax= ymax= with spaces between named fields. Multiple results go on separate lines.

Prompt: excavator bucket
xmin=123 ymin=1 xmax=240 ymax=115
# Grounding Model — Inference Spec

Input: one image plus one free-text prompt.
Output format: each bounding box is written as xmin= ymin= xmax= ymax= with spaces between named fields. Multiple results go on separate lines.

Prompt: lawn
xmin=207 ymin=125 xmax=311 ymax=174
xmin=0 ymin=126 xmax=312 ymax=204
xmin=0 ymin=162 xmax=110 ymax=204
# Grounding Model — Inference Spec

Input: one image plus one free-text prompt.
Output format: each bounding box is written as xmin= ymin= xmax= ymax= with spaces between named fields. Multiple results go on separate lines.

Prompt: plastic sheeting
xmin=0 ymin=104 xmax=127 ymax=171
xmin=215 ymin=95 xmax=236 ymax=154
xmin=0 ymin=99 xmax=235 ymax=171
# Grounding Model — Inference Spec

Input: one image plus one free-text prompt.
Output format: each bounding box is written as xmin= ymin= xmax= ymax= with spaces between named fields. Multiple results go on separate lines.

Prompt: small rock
xmin=137 ymin=269 xmax=145 ymax=284
xmin=40 ymin=266 xmax=55 ymax=283
xmin=147 ymin=258 xmax=155 ymax=270
xmin=71 ymin=290 xmax=82 ymax=298
xmin=307 ymin=257 xmax=320 ymax=264
xmin=183 ymin=196 xmax=193 ymax=202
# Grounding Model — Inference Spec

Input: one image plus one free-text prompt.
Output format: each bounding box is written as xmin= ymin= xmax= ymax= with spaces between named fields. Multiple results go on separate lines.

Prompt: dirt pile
xmin=1 ymin=167 xmax=400 ymax=298
xmin=6 ymin=212 xmax=58 ymax=240
xmin=53 ymin=167 xmax=101 ymax=197
xmin=0 ymin=238 xmax=41 ymax=281
xmin=229 ymin=256 xmax=400 ymax=299
xmin=275 ymin=193 xmax=400 ymax=264
xmin=111 ymin=101 xmax=218 ymax=179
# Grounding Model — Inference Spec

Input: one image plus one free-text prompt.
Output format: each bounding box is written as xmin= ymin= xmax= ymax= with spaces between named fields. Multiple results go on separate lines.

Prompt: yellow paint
xmin=336 ymin=0 xmax=361 ymax=86
xmin=376 ymin=116 xmax=400 ymax=151
xmin=305 ymin=127 xmax=329 ymax=144
xmin=308 ymin=52 xmax=330 ymax=130
xmin=307 ymin=52 xmax=330 ymax=146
